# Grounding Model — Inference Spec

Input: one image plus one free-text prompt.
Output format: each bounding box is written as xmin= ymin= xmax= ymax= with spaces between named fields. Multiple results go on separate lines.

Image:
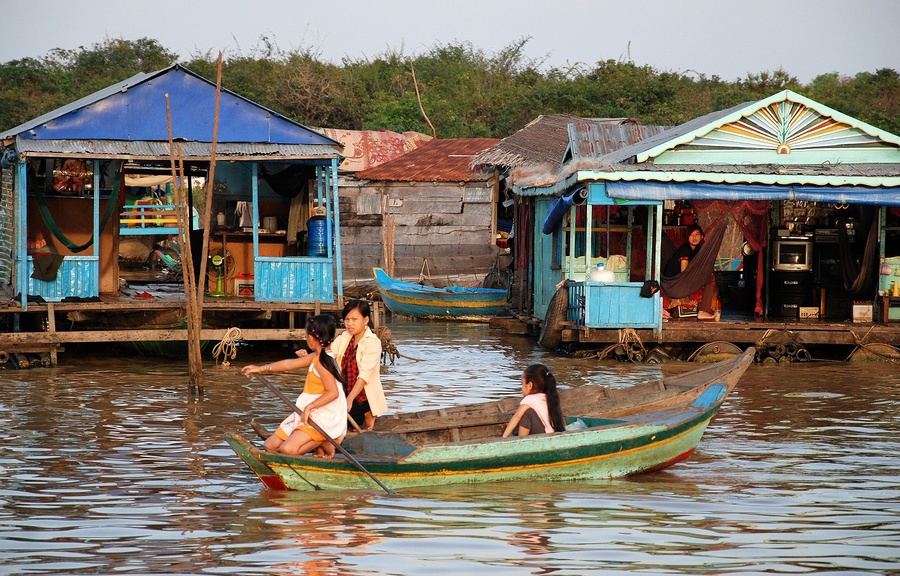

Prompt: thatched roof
xmin=471 ymin=115 xmax=639 ymax=170
xmin=511 ymin=122 xmax=670 ymax=190
xmin=470 ymin=114 xmax=581 ymax=170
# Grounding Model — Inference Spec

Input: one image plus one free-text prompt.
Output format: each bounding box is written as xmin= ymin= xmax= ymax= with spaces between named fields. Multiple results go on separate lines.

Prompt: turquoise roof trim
xmin=574 ymin=169 xmax=900 ymax=188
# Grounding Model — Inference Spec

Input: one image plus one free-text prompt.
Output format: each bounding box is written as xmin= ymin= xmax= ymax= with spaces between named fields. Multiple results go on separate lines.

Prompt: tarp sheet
xmin=607 ymin=181 xmax=900 ymax=206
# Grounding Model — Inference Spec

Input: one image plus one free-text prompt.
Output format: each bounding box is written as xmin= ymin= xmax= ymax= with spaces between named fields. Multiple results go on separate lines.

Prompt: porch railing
xmin=120 ymin=203 xmax=180 ymax=235
xmin=567 ymin=280 xmax=661 ymax=330
xmin=27 ymin=256 xmax=99 ymax=301
xmin=253 ymin=256 xmax=335 ymax=303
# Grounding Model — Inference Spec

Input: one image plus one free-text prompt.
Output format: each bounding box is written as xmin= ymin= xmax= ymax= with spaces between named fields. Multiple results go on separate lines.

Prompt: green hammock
xmin=34 ymin=165 xmax=122 ymax=253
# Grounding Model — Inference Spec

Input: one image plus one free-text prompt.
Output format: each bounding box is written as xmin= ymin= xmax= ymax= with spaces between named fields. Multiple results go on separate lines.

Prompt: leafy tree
xmin=1 ymin=36 xmax=898 ymax=140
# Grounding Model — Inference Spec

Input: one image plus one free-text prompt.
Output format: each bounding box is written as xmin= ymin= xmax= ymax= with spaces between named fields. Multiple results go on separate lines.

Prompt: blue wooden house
xmin=0 ymin=65 xmax=344 ymax=310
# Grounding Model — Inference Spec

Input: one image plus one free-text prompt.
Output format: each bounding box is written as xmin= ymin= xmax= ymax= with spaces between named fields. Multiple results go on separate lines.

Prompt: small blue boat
xmin=373 ymin=267 xmax=507 ymax=319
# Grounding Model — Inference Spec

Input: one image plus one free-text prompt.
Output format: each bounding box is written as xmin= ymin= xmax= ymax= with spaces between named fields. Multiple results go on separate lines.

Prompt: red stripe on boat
xmin=259 ymin=474 xmax=288 ymax=490
xmin=640 ymin=447 xmax=697 ymax=474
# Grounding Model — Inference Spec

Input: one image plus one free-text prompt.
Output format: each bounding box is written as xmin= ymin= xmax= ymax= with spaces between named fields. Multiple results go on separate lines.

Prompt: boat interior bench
xmin=342 ymin=431 xmax=417 ymax=459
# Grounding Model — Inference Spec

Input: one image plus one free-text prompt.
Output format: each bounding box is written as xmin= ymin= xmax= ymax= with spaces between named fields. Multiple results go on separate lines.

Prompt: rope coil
xmin=213 ymin=327 xmax=243 ymax=366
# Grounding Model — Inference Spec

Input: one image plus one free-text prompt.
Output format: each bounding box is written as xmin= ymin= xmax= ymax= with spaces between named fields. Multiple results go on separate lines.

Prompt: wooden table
xmin=880 ymin=295 xmax=900 ymax=323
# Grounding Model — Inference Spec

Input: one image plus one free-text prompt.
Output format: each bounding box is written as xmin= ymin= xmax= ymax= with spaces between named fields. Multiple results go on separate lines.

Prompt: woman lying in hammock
xmin=662 ymin=224 xmax=720 ymax=321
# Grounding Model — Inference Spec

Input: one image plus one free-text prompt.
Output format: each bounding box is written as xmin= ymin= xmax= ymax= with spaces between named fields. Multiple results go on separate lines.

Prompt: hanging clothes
xmin=234 ymin=201 xmax=253 ymax=227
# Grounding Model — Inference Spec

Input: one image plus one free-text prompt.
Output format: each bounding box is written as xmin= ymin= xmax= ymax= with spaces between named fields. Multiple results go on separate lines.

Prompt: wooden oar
xmin=255 ymin=374 xmax=393 ymax=495
xmin=251 ymin=420 xmax=271 ymax=440
xmin=347 ymin=414 xmax=363 ymax=432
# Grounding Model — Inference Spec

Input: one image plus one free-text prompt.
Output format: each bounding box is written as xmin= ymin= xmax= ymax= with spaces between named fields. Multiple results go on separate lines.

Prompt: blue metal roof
xmin=1 ymin=65 xmax=340 ymax=152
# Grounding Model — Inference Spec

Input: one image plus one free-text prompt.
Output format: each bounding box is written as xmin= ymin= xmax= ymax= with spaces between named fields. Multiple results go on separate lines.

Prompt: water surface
xmin=2 ymin=322 xmax=898 ymax=574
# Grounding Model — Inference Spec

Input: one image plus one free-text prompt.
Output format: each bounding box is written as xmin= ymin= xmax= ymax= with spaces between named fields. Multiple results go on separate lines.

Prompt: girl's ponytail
xmin=306 ymin=314 xmax=345 ymax=385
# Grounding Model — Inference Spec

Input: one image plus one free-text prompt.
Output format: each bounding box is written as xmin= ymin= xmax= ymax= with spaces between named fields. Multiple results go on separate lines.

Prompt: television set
xmin=773 ymin=238 xmax=813 ymax=272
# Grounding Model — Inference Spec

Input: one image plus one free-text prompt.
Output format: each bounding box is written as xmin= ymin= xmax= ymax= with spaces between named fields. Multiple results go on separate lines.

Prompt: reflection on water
xmin=1 ymin=322 xmax=898 ymax=574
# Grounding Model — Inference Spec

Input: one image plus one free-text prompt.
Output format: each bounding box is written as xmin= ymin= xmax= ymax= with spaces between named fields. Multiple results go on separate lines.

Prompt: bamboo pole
xmin=178 ymin=143 xmax=203 ymax=393
xmin=166 ymin=100 xmax=203 ymax=394
xmin=381 ymin=194 xmax=396 ymax=277
xmin=166 ymin=98 xmax=203 ymax=394
xmin=196 ymin=53 xmax=224 ymax=318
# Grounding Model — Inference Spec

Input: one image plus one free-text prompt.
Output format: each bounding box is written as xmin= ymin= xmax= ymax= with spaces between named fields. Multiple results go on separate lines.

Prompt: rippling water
xmin=1 ymin=323 xmax=898 ymax=575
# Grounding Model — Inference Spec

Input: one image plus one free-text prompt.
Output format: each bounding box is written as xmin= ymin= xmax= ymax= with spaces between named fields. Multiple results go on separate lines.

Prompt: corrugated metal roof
xmin=567 ymin=122 xmax=669 ymax=160
xmin=1 ymin=65 xmax=341 ymax=158
xmin=356 ymin=138 xmax=501 ymax=182
xmin=14 ymin=139 xmax=340 ymax=159
xmin=0 ymin=70 xmax=155 ymax=139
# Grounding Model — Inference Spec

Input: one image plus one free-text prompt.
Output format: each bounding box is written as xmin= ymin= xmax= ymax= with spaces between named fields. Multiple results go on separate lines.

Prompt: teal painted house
xmin=478 ymin=92 xmax=900 ymax=350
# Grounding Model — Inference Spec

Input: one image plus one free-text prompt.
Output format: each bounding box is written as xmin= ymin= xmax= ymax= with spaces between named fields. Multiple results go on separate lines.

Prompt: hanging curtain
xmin=839 ymin=206 xmax=878 ymax=294
xmin=693 ymin=200 xmax=770 ymax=316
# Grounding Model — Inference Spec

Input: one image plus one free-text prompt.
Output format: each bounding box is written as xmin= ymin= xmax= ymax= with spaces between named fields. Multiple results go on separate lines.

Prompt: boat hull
xmin=373 ymin=267 xmax=507 ymax=319
xmin=227 ymin=378 xmax=732 ymax=491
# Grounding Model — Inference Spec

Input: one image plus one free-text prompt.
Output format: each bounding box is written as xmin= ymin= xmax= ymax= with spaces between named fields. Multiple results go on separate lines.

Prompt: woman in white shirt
xmin=330 ymin=299 xmax=387 ymax=430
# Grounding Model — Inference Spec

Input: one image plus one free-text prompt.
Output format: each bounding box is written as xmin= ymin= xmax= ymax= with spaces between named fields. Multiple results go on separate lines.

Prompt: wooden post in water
xmin=180 ymin=143 xmax=204 ymax=392
xmin=166 ymin=99 xmax=203 ymax=394
xmin=162 ymin=53 xmax=223 ymax=394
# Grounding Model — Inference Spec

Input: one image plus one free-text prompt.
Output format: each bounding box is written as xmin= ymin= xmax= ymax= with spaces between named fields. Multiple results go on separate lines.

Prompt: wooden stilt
xmin=46 ymin=303 xmax=58 ymax=366
xmin=166 ymin=101 xmax=202 ymax=394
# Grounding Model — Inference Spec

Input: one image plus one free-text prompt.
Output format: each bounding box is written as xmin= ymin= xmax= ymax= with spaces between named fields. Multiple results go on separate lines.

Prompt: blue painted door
xmin=533 ymin=197 xmax=562 ymax=320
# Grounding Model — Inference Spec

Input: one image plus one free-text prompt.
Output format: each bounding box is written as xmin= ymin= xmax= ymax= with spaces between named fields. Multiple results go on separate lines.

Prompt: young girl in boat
xmin=502 ymin=364 xmax=566 ymax=437
xmin=330 ymin=299 xmax=387 ymax=431
xmin=241 ymin=314 xmax=347 ymax=457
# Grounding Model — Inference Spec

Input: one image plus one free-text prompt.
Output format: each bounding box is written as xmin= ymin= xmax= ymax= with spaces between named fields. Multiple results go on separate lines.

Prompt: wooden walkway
xmin=491 ymin=315 xmax=900 ymax=356
xmin=0 ymin=293 xmax=384 ymax=367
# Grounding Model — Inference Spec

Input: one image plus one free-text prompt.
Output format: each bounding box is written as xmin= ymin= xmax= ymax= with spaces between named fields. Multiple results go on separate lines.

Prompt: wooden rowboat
xmin=372 ymin=267 xmax=508 ymax=319
xmin=226 ymin=348 xmax=754 ymax=491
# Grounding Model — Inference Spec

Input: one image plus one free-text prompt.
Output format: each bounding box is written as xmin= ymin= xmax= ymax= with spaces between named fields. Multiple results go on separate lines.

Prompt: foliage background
xmin=2 ymin=37 xmax=898 ymax=136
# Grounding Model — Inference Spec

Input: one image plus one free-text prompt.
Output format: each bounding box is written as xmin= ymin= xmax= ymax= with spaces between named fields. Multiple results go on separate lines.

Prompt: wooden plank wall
xmin=339 ymin=178 xmax=499 ymax=282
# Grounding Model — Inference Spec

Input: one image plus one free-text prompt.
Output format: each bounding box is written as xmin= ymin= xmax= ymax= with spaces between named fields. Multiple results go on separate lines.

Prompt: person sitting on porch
xmin=662 ymin=223 xmax=721 ymax=321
